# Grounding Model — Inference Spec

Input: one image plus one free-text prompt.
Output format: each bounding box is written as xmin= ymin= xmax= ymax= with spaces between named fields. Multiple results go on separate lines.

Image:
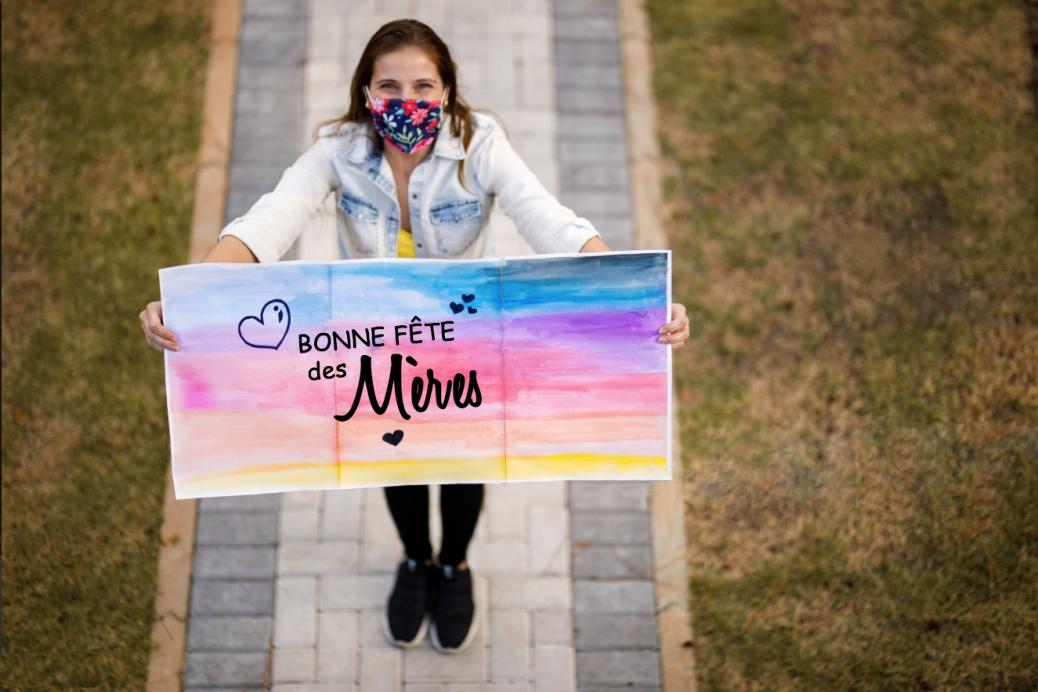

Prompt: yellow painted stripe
xmin=506 ymin=453 xmax=668 ymax=480
xmin=341 ymin=457 xmax=506 ymax=485
xmin=189 ymin=459 xmax=339 ymax=482
xmin=177 ymin=453 xmax=668 ymax=496
xmin=177 ymin=461 xmax=339 ymax=497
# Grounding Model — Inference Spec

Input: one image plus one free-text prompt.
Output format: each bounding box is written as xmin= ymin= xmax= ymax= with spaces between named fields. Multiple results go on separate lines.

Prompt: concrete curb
xmin=145 ymin=1 xmax=242 ymax=690
xmin=617 ymin=0 xmax=698 ymax=690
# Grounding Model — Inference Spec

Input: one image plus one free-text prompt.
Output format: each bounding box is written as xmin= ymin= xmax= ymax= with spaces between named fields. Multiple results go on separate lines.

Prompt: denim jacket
xmin=217 ymin=111 xmax=602 ymax=262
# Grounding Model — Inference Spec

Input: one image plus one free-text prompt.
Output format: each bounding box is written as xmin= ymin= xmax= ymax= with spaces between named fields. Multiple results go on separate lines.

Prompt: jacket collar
xmin=346 ymin=112 xmax=465 ymax=165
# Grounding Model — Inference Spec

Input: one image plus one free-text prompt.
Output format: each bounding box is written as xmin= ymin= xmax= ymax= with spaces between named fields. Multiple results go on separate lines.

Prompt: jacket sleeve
xmin=470 ymin=121 xmax=602 ymax=254
xmin=217 ymin=138 xmax=337 ymax=263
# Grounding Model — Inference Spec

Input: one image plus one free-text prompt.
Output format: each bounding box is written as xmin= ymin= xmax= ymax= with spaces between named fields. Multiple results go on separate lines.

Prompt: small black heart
xmin=449 ymin=302 xmax=464 ymax=314
xmin=382 ymin=429 xmax=404 ymax=446
xmin=462 ymin=293 xmax=475 ymax=303
xmin=467 ymin=306 xmax=477 ymax=314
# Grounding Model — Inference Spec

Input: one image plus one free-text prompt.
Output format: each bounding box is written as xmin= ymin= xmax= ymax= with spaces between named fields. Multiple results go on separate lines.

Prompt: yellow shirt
xmin=397 ymin=227 xmax=416 ymax=258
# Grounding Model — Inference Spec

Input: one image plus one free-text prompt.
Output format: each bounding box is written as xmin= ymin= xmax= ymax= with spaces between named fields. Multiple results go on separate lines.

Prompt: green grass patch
xmin=649 ymin=0 xmax=1038 ymax=688
xmin=1 ymin=1 xmax=209 ymax=686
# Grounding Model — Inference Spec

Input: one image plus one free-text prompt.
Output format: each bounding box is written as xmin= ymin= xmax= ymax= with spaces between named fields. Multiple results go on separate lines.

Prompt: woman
xmin=139 ymin=19 xmax=690 ymax=654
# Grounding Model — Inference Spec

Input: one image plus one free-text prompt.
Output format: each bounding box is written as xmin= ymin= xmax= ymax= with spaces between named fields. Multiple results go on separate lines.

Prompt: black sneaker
xmin=382 ymin=559 xmax=431 ymax=647
xmin=430 ymin=563 xmax=479 ymax=653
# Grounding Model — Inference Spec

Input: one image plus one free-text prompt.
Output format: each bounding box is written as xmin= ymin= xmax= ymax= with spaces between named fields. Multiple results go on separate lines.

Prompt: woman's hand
xmin=658 ymin=302 xmax=690 ymax=349
xmin=140 ymin=300 xmax=180 ymax=352
xmin=577 ymin=237 xmax=689 ymax=348
xmin=139 ymin=237 xmax=258 ymax=353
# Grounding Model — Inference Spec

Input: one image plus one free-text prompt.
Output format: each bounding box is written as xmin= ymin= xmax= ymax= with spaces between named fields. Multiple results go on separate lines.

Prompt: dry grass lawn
xmin=649 ymin=0 xmax=1037 ymax=689
xmin=1 ymin=1 xmax=208 ymax=686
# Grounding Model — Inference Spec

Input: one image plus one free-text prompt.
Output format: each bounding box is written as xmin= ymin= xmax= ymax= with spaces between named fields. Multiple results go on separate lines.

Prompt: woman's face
xmin=367 ymin=45 xmax=448 ymax=104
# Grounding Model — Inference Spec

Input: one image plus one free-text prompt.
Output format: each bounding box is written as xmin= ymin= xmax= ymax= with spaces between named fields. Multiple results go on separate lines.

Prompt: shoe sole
xmin=429 ymin=597 xmax=480 ymax=654
xmin=381 ymin=599 xmax=430 ymax=649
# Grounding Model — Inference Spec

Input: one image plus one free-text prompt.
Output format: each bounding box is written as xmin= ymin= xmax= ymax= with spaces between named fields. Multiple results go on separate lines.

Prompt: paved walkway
xmin=184 ymin=1 xmax=660 ymax=690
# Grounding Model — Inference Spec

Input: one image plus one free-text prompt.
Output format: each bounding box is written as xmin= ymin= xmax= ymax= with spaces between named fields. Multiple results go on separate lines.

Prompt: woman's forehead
xmin=371 ymin=47 xmax=441 ymax=82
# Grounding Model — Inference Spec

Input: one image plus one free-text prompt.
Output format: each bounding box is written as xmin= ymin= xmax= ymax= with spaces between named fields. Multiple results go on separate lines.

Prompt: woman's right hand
xmin=140 ymin=300 xmax=180 ymax=352
xmin=139 ymin=237 xmax=258 ymax=353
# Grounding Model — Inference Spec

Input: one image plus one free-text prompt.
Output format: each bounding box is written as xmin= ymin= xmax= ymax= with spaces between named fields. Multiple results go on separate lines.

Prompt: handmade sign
xmin=160 ymin=250 xmax=671 ymax=499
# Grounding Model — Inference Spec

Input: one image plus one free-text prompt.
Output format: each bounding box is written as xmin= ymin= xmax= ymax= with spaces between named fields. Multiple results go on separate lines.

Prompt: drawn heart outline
xmin=449 ymin=301 xmax=464 ymax=314
xmin=238 ymin=298 xmax=291 ymax=350
xmin=462 ymin=293 xmax=475 ymax=303
xmin=382 ymin=429 xmax=404 ymax=446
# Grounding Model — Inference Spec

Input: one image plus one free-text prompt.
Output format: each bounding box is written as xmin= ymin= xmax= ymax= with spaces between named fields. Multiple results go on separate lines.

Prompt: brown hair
xmin=316 ymin=19 xmax=505 ymax=193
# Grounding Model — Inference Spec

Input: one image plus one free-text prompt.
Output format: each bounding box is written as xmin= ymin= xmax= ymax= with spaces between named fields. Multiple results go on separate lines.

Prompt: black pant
xmin=384 ymin=483 xmax=484 ymax=567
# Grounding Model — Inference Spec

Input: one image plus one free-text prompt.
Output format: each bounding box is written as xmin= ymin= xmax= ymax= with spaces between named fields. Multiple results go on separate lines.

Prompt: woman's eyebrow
xmin=375 ymin=78 xmax=438 ymax=85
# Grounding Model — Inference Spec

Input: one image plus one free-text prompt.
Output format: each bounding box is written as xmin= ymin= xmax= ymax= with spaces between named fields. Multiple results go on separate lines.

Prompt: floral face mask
xmin=364 ymin=85 xmax=449 ymax=154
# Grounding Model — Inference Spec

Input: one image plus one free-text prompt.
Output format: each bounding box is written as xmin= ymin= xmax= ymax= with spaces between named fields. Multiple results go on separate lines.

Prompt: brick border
xmin=552 ymin=0 xmax=667 ymax=689
xmin=182 ymin=1 xmax=308 ymax=688
xmin=146 ymin=1 xmax=243 ymax=690
xmin=617 ymin=0 xmax=697 ymax=689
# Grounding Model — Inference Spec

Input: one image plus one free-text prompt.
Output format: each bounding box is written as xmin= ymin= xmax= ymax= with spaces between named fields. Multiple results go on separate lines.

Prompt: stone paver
xmin=184 ymin=0 xmax=664 ymax=689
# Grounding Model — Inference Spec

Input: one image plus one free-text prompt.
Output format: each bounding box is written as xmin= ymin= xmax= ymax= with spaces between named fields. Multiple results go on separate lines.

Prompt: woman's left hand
xmin=658 ymin=302 xmax=690 ymax=349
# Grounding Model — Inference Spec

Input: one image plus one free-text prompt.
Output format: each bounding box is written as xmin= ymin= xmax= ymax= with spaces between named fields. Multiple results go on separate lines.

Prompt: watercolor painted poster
xmin=160 ymin=250 xmax=671 ymax=499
